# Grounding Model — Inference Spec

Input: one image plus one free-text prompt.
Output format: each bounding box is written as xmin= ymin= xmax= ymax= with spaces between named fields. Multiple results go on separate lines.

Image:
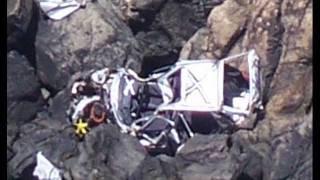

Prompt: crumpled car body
xmin=67 ymin=49 xmax=263 ymax=155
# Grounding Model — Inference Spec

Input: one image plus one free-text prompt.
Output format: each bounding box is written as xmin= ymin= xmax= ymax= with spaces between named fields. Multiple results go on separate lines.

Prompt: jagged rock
xmin=136 ymin=30 xmax=173 ymax=58
xmin=179 ymin=27 xmax=214 ymax=59
xmin=175 ymin=134 xmax=246 ymax=180
xmin=69 ymin=124 xmax=147 ymax=180
xmin=231 ymin=94 xmax=312 ymax=180
xmin=123 ymin=0 xmax=166 ymax=22
xmin=133 ymin=0 xmax=223 ymax=73
xmin=8 ymin=118 xmax=78 ymax=179
xmin=7 ymin=123 xmax=18 ymax=151
xmin=259 ymin=6 xmax=313 ymax=179
xmin=7 ymin=52 xmax=43 ymax=173
xmin=7 ymin=51 xmax=44 ymax=126
xmin=152 ymin=1 xmax=201 ymax=49
xmin=7 ymin=0 xmax=35 ymax=51
xmin=223 ymin=133 xmax=264 ymax=180
xmin=48 ymin=88 xmax=71 ymax=124
xmin=180 ymin=0 xmax=285 ymax=95
xmin=35 ymin=1 xmax=142 ymax=91
xmin=180 ymin=0 xmax=250 ymax=59
xmin=131 ymin=0 xmax=165 ymax=11
xmin=268 ymin=130 xmax=311 ymax=179
xmin=103 ymin=0 xmax=165 ymax=24
xmin=265 ymin=0 xmax=312 ymax=112
xmin=206 ymin=0 xmax=248 ymax=57
xmin=131 ymin=155 xmax=178 ymax=180
xmin=98 ymin=0 xmax=127 ymax=21
xmin=267 ymin=64 xmax=312 ymax=115
xmin=190 ymin=0 xmax=224 ymax=24
xmin=280 ymin=0 xmax=312 ymax=64
xmin=135 ymin=30 xmax=179 ymax=75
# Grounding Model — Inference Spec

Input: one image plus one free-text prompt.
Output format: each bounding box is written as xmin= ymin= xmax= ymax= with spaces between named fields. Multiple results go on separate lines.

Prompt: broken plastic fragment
xmin=38 ymin=0 xmax=86 ymax=20
xmin=33 ymin=152 xmax=62 ymax=180
xmin=74 ymin=118 xmax=89 ymax=136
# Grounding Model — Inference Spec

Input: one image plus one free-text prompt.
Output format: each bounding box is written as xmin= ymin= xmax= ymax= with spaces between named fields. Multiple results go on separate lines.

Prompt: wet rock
xmin=69 ymin=124 xmax=147 ymax=180
xmin=7 ymin=51 xmax=44 ymax=126
xmin=35 ymin=1 xmax=143 ymax=91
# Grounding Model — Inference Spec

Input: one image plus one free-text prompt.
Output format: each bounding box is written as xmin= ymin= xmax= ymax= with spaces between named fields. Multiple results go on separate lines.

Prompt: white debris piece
xmin=38 ymin=0 xmax=86 ymax=20
xmin=33 ymin=152 xmax=62 ymax=180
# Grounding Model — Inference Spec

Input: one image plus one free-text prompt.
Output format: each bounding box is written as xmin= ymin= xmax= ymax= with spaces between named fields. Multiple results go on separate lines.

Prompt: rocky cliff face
xmin=7 ymin=0 xmax=312 ymax=179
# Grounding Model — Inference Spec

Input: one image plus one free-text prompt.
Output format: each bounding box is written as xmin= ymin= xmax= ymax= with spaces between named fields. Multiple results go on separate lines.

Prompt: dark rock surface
xmin=134 ymin=0 xmax=220 ymax=74
xmin=35 ymin=1 xmax=143 ymax=91
xmin=131 ymin=155 xmax=178 ymax=180
xmin=7 ymin=0 xmax=34 ymax=51
xmin=68 ymin=124 xmax=147 ymax=180
xmin=151 ymin=1 xmax=201 ymax=49
xmin=48 ymin=88 xmax=71 ymax=124
xmin=7 ymin=51 xmax=44 ymax=127
xmin=136 ymin=30 xmax=174 ymax=59
xmin=175 ymin=134 xmax=246 ymax=180
xmin=7 ymin=0 xmax=312 ymax=179
xmin=8 ymin=116 xmax=77 ymax=178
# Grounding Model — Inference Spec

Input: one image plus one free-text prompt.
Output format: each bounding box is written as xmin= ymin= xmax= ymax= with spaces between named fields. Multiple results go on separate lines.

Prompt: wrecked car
xmin=67 ymin=49 xmax=263 ymax=155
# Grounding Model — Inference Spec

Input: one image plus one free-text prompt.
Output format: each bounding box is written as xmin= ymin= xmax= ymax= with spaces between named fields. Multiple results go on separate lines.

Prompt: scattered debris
xmin=38 ymin=0 xmax=87 ymax=20
xmin=67 ymin=49 xmax=263 ymax=154
xmin=41 ymin=88 xmax=51 ymax=100
xmin=33 ymin=152 xmax=62 ymax=180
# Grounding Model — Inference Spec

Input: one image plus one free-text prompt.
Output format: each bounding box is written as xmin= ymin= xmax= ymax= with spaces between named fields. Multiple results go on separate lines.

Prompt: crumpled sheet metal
xmin=33 ymin=152 xmax=62 ymax=180
xmin=38 ymin=0 xmax=86 ymax=20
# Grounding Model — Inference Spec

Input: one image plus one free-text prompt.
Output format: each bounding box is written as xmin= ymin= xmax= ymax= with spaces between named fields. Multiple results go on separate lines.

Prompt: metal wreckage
xmin=31 ymin=2 xmax=264 ymax=179
xmin=37 ymin=0 xmax=87 ymax=20
xmin=67 ymin=49 xmax=264 ymax=155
